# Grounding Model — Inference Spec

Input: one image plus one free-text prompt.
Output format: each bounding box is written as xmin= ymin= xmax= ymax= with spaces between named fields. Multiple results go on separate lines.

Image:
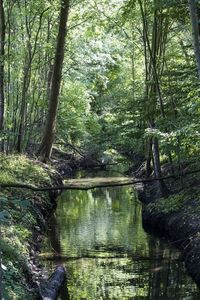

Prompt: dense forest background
xmin=1 ymin=1 xmax=200 ymax=298
xmin=0 ymin=0 xmax=200 ymax=180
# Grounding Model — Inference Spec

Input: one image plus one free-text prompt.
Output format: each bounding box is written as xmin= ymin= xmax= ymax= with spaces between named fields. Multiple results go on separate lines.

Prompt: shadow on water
xmin=46 ymin=213 xmax=70 ymax=300
xmin=41 ymin=182 xmax=200 ymax=300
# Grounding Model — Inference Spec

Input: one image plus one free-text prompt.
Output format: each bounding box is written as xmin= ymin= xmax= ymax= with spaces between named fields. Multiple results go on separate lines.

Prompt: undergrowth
xmin=147 ymin=188 xmax=200 ymax=214
xmin=0 ymin=154 xmax=54 ymax=299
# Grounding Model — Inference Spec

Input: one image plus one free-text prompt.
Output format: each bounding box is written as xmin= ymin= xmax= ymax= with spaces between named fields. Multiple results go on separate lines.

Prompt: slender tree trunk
xmin=38 ymin=0 xmax=70 ymax=162
xmin=152 ymin=136 xmax=166 ymax=196
xmin=16 ymin=7 xmax=49 ymax=153
xmin=139 ymin=0 xmax=169 ymax=196
xmin=16 ymin=59 xmax=31 ymax=152
xmin=168 ymin=150 xmax=175 ymax=176
xmin=188 ymin=0 xmax=200 ymax=79
xmin=12 ymin=82 xmax=19 ymax=150
xmin=0 ymin=0 xmax=4 ymax=286
xmin=0 ymin=0 xmax=5 ymax=292
xmin=6 ymin=5 xmax=11 ymax=153
xmin=0 ymin=230 xmax=2 ymax=300
xmin=146 ymin=137 xmax=152 ymax=177
xmin=152 ymin=137 xmax=162 ymax=179
xmin=0 ymin=0 xmax=5 ymax=151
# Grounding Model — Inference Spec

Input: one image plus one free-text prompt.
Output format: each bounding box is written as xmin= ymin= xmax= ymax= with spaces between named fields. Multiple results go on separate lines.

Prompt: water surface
xmin=41 ymin=183 xmax=200 ymax=299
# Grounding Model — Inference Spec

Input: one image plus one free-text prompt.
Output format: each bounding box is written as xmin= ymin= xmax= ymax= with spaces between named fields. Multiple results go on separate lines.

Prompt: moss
xmin=0 ymin=154 xmax=55 ymax=299
xmin=0 ymin=154 xmax=51 ymax=185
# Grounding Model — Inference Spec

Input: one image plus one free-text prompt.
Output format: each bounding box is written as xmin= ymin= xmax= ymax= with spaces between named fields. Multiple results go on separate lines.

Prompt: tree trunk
xmin=139 ymin=0 xmax=169 ymax=197
xmin=0 ymin=2 xmax=5 ymax=295
xmin=16 ymin=8 xmax=48 ymax=153
xmin=146 ymin=137 xmax=152 ymax=177
xmin=16 ymin=60 xmax=31 ymax=152
xmin=0 ymin=234 xmax=2 ymax=300
xmin=39 ymin=266 xmax=67 ymax=300
xmin=188 ymin=0 xmax=200 ymax=79
xmin=38 ymin=0 xmax=70 ymax=162
xmin=152 ymin=136 xmax=167 ymax=196
xmin=0 ymin=0 xmax=5 ymax=148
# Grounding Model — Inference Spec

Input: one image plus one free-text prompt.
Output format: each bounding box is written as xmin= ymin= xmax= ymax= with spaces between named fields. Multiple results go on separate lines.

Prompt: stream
xmin=41 ymin=175 xmax=200 ymax=299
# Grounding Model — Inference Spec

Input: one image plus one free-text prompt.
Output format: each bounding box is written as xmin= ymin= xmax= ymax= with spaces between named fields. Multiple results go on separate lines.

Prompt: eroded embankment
xmin=141 ymin=188 xmax=200 ymax=286
xmin=0 ymin=154 xmax=62 ymax=299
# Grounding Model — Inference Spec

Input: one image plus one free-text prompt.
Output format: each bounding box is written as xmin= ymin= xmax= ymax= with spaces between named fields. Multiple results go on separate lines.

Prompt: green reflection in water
xmin=42 ymin=185 xmax=200 ymax=300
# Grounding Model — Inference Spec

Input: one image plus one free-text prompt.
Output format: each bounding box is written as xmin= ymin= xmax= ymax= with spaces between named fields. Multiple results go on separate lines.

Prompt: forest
xmin=0 ymin=0 xmax=199 ymax=174
xmin=1 ymin=0 xmax=200 ymax=299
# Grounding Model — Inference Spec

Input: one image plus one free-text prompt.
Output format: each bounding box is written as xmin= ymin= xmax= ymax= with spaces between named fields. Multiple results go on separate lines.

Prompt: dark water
xmin=41 ymin=184 xmax=200 ymax=299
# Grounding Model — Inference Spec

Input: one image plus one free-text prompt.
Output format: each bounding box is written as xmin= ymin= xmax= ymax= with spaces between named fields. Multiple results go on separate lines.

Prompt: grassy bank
xmin=0 ymin=154 xmax=59 ymax=299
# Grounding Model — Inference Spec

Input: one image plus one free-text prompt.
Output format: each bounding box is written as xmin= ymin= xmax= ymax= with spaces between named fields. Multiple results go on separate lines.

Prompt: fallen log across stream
xmin=39 ymin=253 xmax=180 ymax=262
xmin=1 ymin=169 xmax=200 ymax=191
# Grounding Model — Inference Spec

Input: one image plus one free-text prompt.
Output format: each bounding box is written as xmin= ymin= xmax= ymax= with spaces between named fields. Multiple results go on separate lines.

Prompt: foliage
xmin=147 ymin=192 xmax=189 ymax=214
xmin=3 ymin=261 xmax=30 ymax=300
xmin=0 ymin=154 xmax=55 ymax=299
xmin=0 ymin=154 xmax=51 ymax=186
xmin=0 ymin=0 xmax=200 ymax=295
xmin=146 ymin=183 xmax=200 ymax=214
xmin=0 ymin=0 xmax=198 ymax=168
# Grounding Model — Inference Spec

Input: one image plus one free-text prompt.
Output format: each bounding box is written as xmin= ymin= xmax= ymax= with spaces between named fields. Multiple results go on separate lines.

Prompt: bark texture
xmin=0 ymin=0 xmax=5 ymax=131
xmin=152 ymin=136 xmax=167 ymax=197
xmin=139 ymin=1 xmax=169 ymax=196
xmin=188 ymin=0 xmax=200 ymax=79
xmin=38 ymin=0 xmax=70 ymax=161
xmin=0 ymin=0 xmax=5 ymax=296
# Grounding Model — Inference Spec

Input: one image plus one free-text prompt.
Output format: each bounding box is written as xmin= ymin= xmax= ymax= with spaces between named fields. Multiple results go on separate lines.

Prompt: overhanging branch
xmin=0 ymin=169 xmax=199 ymax=192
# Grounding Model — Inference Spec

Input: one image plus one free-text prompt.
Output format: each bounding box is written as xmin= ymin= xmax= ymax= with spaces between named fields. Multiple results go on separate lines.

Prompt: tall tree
xmin=138 ymin=0 xmax=169 ymax=196
xmin=38 ymin=0 xmax=70 ymax=161
xmin=0 ymin=0 xmax=5 ymax=135
xmin=0 ymin=1 xmax=5 ymax=293
xmin=16 ymin=6 xmax=49 ymax=153
xmin=188 ymin=0 xmax=200 ymax=79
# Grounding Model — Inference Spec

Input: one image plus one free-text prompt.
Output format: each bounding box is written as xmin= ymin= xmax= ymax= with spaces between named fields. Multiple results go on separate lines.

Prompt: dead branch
xmin=0 ymin=169 xmax=200 ymax=192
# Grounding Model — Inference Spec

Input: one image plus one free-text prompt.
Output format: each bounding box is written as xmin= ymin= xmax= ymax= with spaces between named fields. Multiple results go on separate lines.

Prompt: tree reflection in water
xmin=41 ymin=184 xmax=200 ymax=300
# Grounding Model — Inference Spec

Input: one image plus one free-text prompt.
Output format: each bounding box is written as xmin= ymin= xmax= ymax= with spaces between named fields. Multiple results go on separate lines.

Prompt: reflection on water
xmin=41 ymin=185 xmax=200 ymax=299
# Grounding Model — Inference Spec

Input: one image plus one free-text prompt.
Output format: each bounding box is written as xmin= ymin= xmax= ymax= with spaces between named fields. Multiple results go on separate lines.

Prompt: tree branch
xmin=0 ymin=169 xmax=200 ymax=192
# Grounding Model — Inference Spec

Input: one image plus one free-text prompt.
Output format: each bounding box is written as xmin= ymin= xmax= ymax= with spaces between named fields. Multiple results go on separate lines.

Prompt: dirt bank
xmin=141 ymin=186 xmax=200 ymax=287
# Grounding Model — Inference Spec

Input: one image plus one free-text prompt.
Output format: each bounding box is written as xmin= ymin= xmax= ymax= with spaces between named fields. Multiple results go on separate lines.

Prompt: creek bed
xmin=41 ymin=180 xmax=200 ymax=299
